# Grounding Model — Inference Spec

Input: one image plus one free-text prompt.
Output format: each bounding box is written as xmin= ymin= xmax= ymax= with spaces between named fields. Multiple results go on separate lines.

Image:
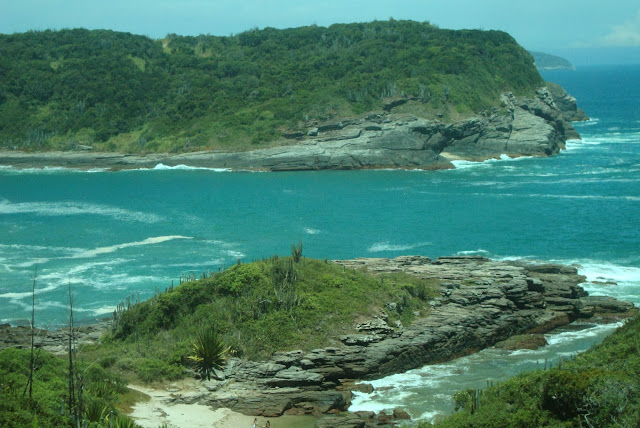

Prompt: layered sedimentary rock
xmin=0 ymin=85 xmax=587 ymax=171
xmin=192 ymin=256 xmax=634 ymax=420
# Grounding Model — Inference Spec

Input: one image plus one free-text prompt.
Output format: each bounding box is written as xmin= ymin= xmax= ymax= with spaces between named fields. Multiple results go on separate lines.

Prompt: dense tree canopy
xmin=0 ymin=21 xmax=543 ymax=153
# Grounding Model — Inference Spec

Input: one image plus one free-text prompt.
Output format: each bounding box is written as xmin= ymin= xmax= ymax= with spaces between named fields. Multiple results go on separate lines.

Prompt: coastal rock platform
xmin=193 ymin=256 xmax=635 ymax=423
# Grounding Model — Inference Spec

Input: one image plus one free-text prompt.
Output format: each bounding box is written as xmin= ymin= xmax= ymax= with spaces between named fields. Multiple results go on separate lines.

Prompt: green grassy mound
xmin=89 ymin=256 xmax=439 ymax=383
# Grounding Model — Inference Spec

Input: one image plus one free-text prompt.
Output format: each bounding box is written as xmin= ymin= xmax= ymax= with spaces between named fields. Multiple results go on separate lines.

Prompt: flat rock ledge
xmin=0 ymin=85 xmax=586 ymax=172
xmin=186 ymin=256 xmax=635 ymax=426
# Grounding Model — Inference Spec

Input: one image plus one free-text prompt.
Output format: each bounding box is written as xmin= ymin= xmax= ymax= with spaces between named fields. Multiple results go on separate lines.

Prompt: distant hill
xmin=0 ymin=21 xmax=543 ymax=153
xmin=529 ymin=51 xmax=575 ymax=70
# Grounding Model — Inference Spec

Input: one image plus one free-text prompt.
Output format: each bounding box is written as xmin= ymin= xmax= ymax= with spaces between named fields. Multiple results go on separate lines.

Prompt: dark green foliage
xmin=0 ymin=348 xmax=135 ymax=427
xmin=427 ymin=316 xmax=640 ymax=427
xmin=134 ymin=358 xmax=183 ymax=383
xmin=0 ymin=22 xmax=542 ymax=153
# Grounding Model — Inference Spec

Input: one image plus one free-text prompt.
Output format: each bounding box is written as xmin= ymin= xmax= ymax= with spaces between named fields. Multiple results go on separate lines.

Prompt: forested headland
xmin=0 ymin=20 xmax=543 ymax=153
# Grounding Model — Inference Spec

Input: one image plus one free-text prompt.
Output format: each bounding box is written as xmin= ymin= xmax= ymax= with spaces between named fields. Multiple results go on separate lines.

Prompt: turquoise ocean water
xmin=1 ymin=65 xmax=639 ymax=420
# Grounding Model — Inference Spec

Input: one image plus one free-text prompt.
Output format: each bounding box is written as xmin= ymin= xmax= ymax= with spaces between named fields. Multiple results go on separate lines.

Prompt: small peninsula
xmin=529 ymin=51 xmax=576 ymax=71
xmin=0 ymin=21 xmax=587 ymax=171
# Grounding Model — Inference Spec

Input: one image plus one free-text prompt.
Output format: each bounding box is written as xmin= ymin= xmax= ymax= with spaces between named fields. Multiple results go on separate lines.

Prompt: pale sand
xmin=128 ymin=382 xmax=316 ymax=428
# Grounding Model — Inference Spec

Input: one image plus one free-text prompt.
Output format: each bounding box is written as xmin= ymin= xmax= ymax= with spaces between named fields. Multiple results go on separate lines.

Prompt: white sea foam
xmin=368 ymin=241 xmax=431 ymax=253
xmin=577 ymin=262 xmax=640 ymax=284
xmin=0 ymin=283 xmax=60 ymax=299
xmin=71 ymin=236 xmax=193 ymax=259
xmin=545 ymin=322 xmax=621 ymax=347
xmin=11 ymin=258 xmax=53 ymax=268
xmin=85 ymin=273 xmax=162 ymax=289
xmin=416 ymin=410 xmax=444 ymax=423
xmin=470 ymin=192 xmax=639 ymax=202
xmin=350 ymin=363 xmax=459 ymax=413
xmin=304 ymin=227 xmax=321 ymax=235
xmin=0 ymin=200 xmax=163 ymax=223
xmin=595 ymin=133 xmax=640 ymax=144
xmin=147 ymin=259 xmax=226 ymax=269
xmin=0 ymin=243 xmax=83 ymax=253
xmin=449 ymin=159 xmax=491 ymax=170
xmin=0 ymin=166 xmax=108 ymax=174
xmin=223 ymin=250 xmax=246 ymax=259
xmin=151 ymin=163 xmax=231 ymax=172
xmin=575 ymin=118 xmax=600 ymax=126
xmin=70 ymin=305 xmax=117 ymax=316
xmin=450 ymin=154 xmax=534 ymax=170
xmin=456 ymin=249 xmax=491 ymax=256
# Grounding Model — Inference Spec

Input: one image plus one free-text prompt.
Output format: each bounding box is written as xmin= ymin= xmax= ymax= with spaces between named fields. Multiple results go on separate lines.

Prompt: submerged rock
xmin=495 ymin=334 xmax=548 ymax=350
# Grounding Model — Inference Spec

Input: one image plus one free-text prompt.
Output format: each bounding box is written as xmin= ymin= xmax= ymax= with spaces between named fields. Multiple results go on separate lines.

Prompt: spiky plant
xmin=188 ymin=326 xmax=230 ymax=381
xmin=83 ymin=398 xmax=110 ymax=423
xmin=105 ymin=412 xmax=139 ymax=428
xmin=291 ymin=240 xmax=303 ymax=263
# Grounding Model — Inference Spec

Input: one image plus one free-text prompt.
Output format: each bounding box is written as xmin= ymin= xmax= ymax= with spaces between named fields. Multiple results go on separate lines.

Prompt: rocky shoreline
xmin=2 ymin=256 xmax=631 ymax=427
xmin=166 ymin=256 xmax=633 ymax=427
xmin=0 ymin=85 xmax=587 ymax=172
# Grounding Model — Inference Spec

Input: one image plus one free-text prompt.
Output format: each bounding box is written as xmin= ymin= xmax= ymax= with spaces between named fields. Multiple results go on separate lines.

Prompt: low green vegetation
xmin=0 ymin=347 xmax=138 ymax=427
xmin=0 ymin=20 xmax=543 ymax=153
xmin=418 ymin=315 xmax=640 ymax=427
xmin=97 ymin=255 xmax=439 ymax=378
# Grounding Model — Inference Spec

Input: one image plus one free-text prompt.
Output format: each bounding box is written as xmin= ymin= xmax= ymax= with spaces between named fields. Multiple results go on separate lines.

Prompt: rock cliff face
xmin=189 ymin=256 xmax=634 ymax=421
xmin=0 ymin=85 xmax=587 ymax=171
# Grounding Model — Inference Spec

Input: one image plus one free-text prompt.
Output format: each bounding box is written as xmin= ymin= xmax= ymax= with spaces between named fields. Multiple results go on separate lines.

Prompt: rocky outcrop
xmin=546 ymin=82 xmax=589 ymax=123
xmin=193 ymin=256 xmax=635 ymax=422
xmin=0 ymin=85 xmax=588 ymax=172
xmin=0 ymin=321 xmax=108 ymax=355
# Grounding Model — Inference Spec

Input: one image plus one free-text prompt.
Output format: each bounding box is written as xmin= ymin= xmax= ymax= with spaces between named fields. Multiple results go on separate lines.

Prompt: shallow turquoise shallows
xmin=1 ymin=64 xmax=639 ymax=420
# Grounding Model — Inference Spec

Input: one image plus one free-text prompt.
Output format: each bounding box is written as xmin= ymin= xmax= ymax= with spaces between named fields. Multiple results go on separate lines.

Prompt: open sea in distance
xmin=1 ymin=64 xmax=639 ymax=421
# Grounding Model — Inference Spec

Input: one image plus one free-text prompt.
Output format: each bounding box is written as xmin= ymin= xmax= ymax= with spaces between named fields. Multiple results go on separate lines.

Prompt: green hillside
xmin=422 ymin=315 xmax=640 ymax=427
xmin=0 ymin=21 xmax=543 ymax=153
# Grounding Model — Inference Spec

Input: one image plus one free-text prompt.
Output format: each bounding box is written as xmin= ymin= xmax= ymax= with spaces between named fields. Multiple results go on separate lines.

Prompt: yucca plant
xmin=83 ymin=398 xmax=110 ymax=423
xmin=188 ymin=326 xmax=230 ymax=381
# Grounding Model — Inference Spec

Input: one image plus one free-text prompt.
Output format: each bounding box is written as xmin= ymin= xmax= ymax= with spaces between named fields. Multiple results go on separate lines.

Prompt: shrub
xmin=188 ymin=326 xmax=230 ymax=381
xmin=136 ymin=358 xmax=183 ymax=383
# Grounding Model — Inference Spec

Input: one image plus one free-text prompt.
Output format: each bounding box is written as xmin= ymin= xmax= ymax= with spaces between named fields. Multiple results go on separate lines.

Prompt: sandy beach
xmin=128 ymin=381 xmax=317 ymax=428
